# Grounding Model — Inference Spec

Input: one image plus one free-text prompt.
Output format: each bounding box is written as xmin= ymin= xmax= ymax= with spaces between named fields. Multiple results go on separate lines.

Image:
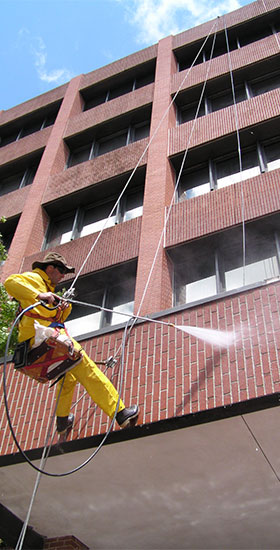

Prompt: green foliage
xmin=0 ymin=284 xmax=18 ymax=357
xmin=0 ymin=216 xmax=7 ymax=263
xmin=0 ymin=217 xmax=18 ymax=357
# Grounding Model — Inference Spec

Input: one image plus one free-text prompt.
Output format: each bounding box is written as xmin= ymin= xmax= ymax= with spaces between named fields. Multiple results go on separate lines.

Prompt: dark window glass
xmin=0 ymin=171 xmax=24 ymax=196
xmin=263 ymin=139 xmax=280 ymax=171
xmin=135 ymin=72 xmax=154 ymax=89
xmin=209 ymin=85 xmax=246 ymax=112
xmin=97 ymin=131 xmax=127 ymax=156
xmin=239 ymin=26 xmax=272 ymax=47
xmin=61 ymin=262 xmax=137 ymax=336
xmin=250 ymin=72 xmax=280 ymax=96
xmin=123 ymin=189 xmax=143 ymax=221
xmin=68 ymin=144 xmax=92 ymax=167
xmin=80 ymin=201 xmax=117 ymax=237
xmin=172 ymin=215 xmax=280 ymax=306
xmin=0 ymin=131 xmax=20 ymax=148
xmin=66 ymin=289 xmax=104 ymax=334
xmin=215 ymin=149 xmax=260 ymax=189
xmin=106 ymin=279 xmax=135 ymax=326
xmin=46 ymin=213 xmax=75 ymax=248
xmin=179 ymin=101 xmax=205 ymax=124
xmin=84 ymin=92 xmax=108 ymax=110
xmin=133 ymin=121 xmax=150 ymax=142
xmin=179 ymin=164 xmax=210 ymax=200
xmin=108 ymin=81 xmax=133 ymax=100
xmin=43 ymin=112 xmax=57 ymax=127
xmin=174 ymin=238 xmax=217 ymax=305
xmin=21 ymin=120 xmax=43 ymax=138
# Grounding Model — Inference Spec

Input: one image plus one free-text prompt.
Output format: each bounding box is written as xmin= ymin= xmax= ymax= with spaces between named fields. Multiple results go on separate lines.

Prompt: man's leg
xmin=70 ymin=351 xmax=125 ymax=418
xmin=56 ymin=371 xmax=77 ymax=434
xmin=56 ymin=337 xmax=139 ymax=430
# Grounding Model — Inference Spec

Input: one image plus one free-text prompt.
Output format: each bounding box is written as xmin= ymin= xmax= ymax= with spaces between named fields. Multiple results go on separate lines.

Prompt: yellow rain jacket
xmin=4 ymin=268 xmax=125 ymax=419
xmin=4 ymin=268 xmax=71 ymax=342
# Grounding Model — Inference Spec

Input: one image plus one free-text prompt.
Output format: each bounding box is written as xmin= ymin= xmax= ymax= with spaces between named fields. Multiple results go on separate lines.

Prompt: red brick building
xmin=1 ymin=1 xmax=280 ymax=548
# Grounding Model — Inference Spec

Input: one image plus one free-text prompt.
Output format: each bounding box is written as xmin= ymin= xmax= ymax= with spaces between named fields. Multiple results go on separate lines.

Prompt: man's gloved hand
xmin=37 ymin=292 xmax=68 ymax=310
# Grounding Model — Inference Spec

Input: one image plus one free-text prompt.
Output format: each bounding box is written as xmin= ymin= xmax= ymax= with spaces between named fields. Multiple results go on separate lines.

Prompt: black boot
xmin=56 ymin=413 xmax=74 ymax=434
xmin=116 ymin=405 xmax=139 ymax=428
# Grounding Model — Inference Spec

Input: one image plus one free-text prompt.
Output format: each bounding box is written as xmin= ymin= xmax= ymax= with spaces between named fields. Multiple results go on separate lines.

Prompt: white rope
xmin=224 ymin=19 xmax=246 ymax=285
xmin=15 ymin=382 xmax=65 ymax=549
xmin=135 ymin=25 xmax=218 ymax=319
xmin=66 ymin=20 xmax=218 ymax=296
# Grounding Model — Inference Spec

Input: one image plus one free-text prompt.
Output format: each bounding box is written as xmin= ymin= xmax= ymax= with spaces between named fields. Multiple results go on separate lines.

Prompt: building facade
xmin=1 ymin=1 xmax=280 ymax=548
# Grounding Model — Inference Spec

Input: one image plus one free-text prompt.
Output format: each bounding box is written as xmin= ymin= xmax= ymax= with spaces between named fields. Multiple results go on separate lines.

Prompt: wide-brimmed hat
xmin=32 ymin=252 xmax=75 ymax=273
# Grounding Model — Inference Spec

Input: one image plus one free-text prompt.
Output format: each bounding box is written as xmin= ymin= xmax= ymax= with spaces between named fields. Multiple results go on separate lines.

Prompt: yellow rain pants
xmin=5 ymin=269 xmax=125 ymax=419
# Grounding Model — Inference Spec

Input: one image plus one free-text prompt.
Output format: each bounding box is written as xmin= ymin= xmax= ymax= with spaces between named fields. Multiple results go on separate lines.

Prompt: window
xmin=249 ymin=71 xmax=280 ymax=97
xmin=170 ymin=214 xmax=280 ymax=307
xmin=67 ymin=115 xmax=151 ymax=168
xmin=176 ymin=134 xmax=280 ymax=201
xmin=79 ymin=201 xmax=117 ymax=237
xmin=0 ymin=106 xmax=60 ymax=148
xmin=68 ymin=143 xmax=93 ymax=168
xmin=215 ymin=149 xmax=260 ymax=189
xmin=179 ymin=163 xmax=210 ymax=200
xmin=175 ymin=11 xmax=280 ymax=72
xmin=59 ymin=261 xmax=137 ymax=338
xmin=44 ymin=178 xmax=145 ymax=249
xmin=208 ymin=84 xmax=247 ymax=113
xmin=263 ymin=139 xmax=280 ymax=172
xmin=176 ymin=65 xmax=280 ymax=125
xmin=97 ymin=130 xmax=128 ymax=156
xmin=0 ymin=158 xmax=40 ymax=197
xmin=82 ymin=65 xmax=155 ymax=111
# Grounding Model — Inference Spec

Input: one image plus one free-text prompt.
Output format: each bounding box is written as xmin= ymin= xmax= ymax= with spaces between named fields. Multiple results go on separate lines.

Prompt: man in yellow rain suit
xmin=4 ymin=252 xmax=139 ymax=433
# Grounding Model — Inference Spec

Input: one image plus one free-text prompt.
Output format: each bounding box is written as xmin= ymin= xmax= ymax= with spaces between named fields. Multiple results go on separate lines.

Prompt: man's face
xmin=45 ymin=264 xmax=66 ymax=286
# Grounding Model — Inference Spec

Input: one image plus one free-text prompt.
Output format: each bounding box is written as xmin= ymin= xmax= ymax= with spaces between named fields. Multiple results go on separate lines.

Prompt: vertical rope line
xmin=135 ymin=26 xmax=218 ymax=320
xmin=224 ymin=20 xmax=246 ymax=286
xmin=15 ymin=381 xmax=65 ymax=549
xmin=66 ymin=20 xmax=218 ymax=296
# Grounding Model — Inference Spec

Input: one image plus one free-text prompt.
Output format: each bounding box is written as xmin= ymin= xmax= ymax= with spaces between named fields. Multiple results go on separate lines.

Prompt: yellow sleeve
xmin=4 ymin=272 xmax=43 ymax=304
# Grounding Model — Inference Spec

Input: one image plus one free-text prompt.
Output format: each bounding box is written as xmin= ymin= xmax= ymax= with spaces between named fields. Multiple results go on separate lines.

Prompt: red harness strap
xmin=19 ymin=305 xmax=63 ymax=324
xmin=16 ymin=333 xmax=82 ymax=384
xmin=14 ymin=306 xmax=82 ymax=383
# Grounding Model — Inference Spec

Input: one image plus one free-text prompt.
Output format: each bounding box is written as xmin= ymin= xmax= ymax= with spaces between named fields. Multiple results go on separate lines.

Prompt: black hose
xmin=2 ymin=303 xmax=132 ymax=477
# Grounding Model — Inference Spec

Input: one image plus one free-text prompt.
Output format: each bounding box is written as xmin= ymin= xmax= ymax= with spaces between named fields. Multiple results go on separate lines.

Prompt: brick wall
xmin=65 ymin=84 xmax=154 ymax=139
xmin=43 ymin=138 xmax=149 ymax=204
xmin=1 ymin=186 xmax=30 ymax=220
xmin=172 ymin=0 xmax=272 ymax=50
xmin=165 ymin=169 xmax=280 ymax=247
xmin=169 ymin=87 xmax=280 ymax=156
xmin=81 ymin=45 xmax=157 ymax=89
xmin=0 ymin=85 xmax=67 ymax=125
xmin=44 ymin=535 xmax=89 ymax=549
xmin=134 ymin=36 xmax=177 ymax=316
xmin=1 ymin=0 xmax=280 ymax=462
xmin=0 ymin=126 xmax=51 ymax=168
xmin=22 ymin=216 xmax=141 ymax=277
xmin=1 ymin=280 xmax=280 ymax=455
xmin=171 ymin=33 xmax=280 ymax=95
xmin=1 ymin=77 xmax=83 ymax=279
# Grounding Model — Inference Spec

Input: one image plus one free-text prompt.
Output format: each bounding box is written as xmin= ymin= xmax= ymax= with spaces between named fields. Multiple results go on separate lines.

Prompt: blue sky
xmin=1 ymin=0 xmax=254 ymax=112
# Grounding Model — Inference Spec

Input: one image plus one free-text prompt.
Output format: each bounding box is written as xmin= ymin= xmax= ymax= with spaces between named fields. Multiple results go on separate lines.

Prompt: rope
xmin=224 ymin=19 xmax=246 ymax=285
xmin=2 ymin=303 xmax=129 ymax=477
xmin=135 ymin=26 xmax=218 ymax=321
xmin=65 ymin=19 xmax=218 ymax=297
xmin=15 ymin=383 xmax=64 ymax=549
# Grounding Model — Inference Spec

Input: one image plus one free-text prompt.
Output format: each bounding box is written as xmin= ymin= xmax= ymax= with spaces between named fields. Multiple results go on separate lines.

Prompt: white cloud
xmin=117 ymin=0 xmax=241 ymax=44
xmin=18 ymin=28 xmax=74 ymax=85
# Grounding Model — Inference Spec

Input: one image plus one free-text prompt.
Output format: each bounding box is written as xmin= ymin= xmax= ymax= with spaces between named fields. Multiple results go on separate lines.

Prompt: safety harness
xmin=12 ymin=306 xmax=82 ymax=384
